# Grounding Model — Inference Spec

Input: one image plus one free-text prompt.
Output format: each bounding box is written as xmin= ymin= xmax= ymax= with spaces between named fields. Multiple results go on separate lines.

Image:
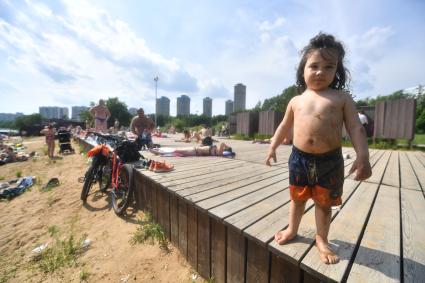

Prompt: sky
xmin=0 ymin=0 xmax=424 ymax=116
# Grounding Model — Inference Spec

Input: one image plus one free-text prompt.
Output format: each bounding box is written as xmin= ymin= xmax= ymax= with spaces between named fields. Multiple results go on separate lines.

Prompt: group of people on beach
xmin=37 ymin=32 xmax=373 ymax=266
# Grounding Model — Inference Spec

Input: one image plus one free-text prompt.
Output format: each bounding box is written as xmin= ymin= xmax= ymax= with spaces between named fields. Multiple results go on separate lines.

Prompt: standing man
xmin=130 ymin=108 xmax=155 ymax=148
xmin=90 ymin=99 xmax=111 ymax=133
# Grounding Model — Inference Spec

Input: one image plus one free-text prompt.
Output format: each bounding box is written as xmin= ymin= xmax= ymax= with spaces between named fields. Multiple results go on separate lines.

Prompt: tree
xmin=105 ymin=97 xmax=132 ymax=127
xmin=14 ymin=114 xmax=43 ymax=129
xmin=79 ymin=109 xmax=93 ymax=127
xmin=262 ymin=85 xmax=298 ymax=112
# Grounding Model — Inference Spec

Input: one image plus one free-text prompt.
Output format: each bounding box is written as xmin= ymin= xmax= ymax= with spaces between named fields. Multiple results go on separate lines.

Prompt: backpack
xmin=115 ymin=141 xmax=143 ymax=163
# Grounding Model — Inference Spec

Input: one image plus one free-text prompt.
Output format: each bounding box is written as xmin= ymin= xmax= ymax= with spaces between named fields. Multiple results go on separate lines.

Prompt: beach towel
xmin=0 ymin=176 xmax=35 ymax=199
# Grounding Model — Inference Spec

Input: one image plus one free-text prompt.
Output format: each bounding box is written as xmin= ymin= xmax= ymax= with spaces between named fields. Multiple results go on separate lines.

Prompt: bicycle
xmin=80 ymin=132 xmax=141 ymax=215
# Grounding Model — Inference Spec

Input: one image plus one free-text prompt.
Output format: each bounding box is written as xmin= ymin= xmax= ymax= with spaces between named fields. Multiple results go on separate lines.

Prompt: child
xmin=265 ymin=33 xmax=371 ymax=264
xmin=40 ymin=124 xmax=56 ymax=158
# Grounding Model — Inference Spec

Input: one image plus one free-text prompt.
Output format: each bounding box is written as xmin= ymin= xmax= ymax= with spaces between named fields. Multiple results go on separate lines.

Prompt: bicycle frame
xmin=87 ymin=132 xmax=127 ymax=192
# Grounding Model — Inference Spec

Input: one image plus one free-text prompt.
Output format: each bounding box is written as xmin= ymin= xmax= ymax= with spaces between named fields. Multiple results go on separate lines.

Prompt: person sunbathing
xmin=149 ymin=142 xmax=235 ymax=157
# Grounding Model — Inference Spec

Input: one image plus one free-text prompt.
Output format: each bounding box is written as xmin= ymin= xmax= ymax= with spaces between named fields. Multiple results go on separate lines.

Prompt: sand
xmin=0 ymin=137 xmax=203 ymax=282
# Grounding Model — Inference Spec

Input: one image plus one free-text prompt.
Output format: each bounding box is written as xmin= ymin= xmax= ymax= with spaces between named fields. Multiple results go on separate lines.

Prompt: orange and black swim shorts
xmin=288 ymin=146 xmax=344 ymax=207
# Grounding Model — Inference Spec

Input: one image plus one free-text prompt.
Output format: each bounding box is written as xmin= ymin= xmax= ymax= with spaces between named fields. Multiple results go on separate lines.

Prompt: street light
xmin=154 ymin=76 xmax=158 ymax=127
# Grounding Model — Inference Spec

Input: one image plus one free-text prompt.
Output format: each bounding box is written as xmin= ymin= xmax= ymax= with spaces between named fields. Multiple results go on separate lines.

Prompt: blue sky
xmin=0 ymin=0 xmax=424 ymax=116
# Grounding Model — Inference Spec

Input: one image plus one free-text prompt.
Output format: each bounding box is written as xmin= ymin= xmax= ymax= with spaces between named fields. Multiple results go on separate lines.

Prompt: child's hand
xmin=348 ymin=157 xmax=372 ymax=181
xmin=266 ymin=149 xmax=277 ymax=166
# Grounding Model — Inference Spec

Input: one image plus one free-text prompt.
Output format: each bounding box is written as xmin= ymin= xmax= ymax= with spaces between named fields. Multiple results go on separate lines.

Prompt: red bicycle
xmin=81 ymin=132 xmax=141 ymax=215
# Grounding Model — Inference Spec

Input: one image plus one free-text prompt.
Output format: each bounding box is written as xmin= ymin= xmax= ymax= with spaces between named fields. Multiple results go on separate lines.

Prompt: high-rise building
xmin=0 ymin=112 xmax=24 ymax=121
xmin=71 ymin=106 xmax=89 ymax=121
xmin=157 ymin=96 xmax=170 ymax=117
xmin=225 ymin=100 xmax=234 ymax=116
xmin=177 ymin=95 xmax=190 ymax=116
xmin=39 ymin=106 xmax=69 ymax=119
xmin=203 ymin=97 xmax=212 ymax=117
xmin=234 ymin=83 xmax=246 ymax=112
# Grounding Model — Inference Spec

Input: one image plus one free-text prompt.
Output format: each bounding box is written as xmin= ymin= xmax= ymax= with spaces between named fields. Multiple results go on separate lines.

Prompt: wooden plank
xmin=225 ymin=189 xmax=290 ymax=231
xmin=156 ymin=184 xmax=165 ymax=233
xmin=406 ymin=151 xmax=425 ymax=191
xmin=347 ymin=185 xmax=400 ymax=282
xmin=170 ymin=194 xmax=179 ymax=245
xmin=209 ymin=180 xmax=287 ymax=219
xmin=142 ymin=158 xmax=235 ymax=181
xmin=161 ymin=188 xmax=170 ymax=239
xmin=160 ymin=160 xmax=248 ymax=187
xmin=211 ymin=218 xmax=226 ymax=283
xmin=197 ymin=173 xmax=288 ymax=213
xmin=367 ymin=150 xmax=391 ymax=184
xmin=197 ymin=210 xmax=210 ymax=279
xmin=345 ymin=149 xmax=381 ymax=179
xmin=145 ymin=178 xmax=154 ymax=214
xmin=246 ymin=240 xmax=269 ymax=283
xmin=399 ymin=151 xmax=421 ymax=190
xmin=401 ymin=189 xmax=425 ymax=282
xmin=133 ymin=172 xmax=144 ymax=210
xmin=382 ymin=151 xmax=399 ymax=188
xmin=268 ymin=179 xmax=360 ymax=263
xmin=300 ymin=182 xmax=379 ymax=283
xmin=227 ymin=227 xmax=246 ymax=283
xmin=177 ymin=165 xmax=278 ymax=197
xmin=187 ymin=205 xmax=198 ymax=269
xmin=178 ymin=199 xmax=188 ymax=258
xmin=187 ymin=168 xmax=286 ymax=203
xmin=270 ymin=254 xmax=301 ymax=283
xmin=151 ymin=181 xmax=158 ymax=220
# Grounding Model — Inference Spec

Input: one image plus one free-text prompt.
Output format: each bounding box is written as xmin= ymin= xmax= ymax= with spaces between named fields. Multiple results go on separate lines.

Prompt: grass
xmin=16 ymin=171 xmax=22 ymax=178
xmin=341 ymin=134 xmax=425 ymax=150
xmin=231 ymin=133 xmax=252 ymax=141
xmin=78 ymin=144 xmax=88 ymax=155
xmin=30 ymin=227 xmax=87 ymax=274
xmin=0 ymin=176 xmax=4 ymax=181
xmin=79 ymin=269 xmax=90 ymax=281
xmin=48 ymin=225 xmax=59 ymax=237
xmin=130 ymin=213 xmax=169 ymax=252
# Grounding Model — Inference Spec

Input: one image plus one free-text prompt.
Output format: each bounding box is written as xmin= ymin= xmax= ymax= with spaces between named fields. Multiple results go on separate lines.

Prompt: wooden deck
xmin=81 ymin=135 xmax=425 ymax=282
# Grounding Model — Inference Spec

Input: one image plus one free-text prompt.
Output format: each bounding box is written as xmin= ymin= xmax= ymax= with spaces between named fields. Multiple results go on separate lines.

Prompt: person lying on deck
xmin=149 ymin=142 xmax=235 ymax=157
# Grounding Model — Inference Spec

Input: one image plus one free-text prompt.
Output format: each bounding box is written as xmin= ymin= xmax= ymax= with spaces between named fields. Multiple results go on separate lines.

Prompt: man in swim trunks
xmin=90 ymin=99 xmax=111 ymax=133
xmin=130 ymin=108 xmax=155 ymax=148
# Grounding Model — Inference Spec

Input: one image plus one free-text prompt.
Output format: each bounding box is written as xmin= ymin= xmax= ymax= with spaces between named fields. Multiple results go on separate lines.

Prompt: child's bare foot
xmin=274 ymin=229 xmax=296 ymax=245
xmin=316 ymin=237 xmax=339 ymax=264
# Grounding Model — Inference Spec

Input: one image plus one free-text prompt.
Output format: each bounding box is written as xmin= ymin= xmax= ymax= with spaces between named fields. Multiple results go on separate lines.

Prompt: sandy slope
xmin=0 ymin=137 xmax=202 ymax=282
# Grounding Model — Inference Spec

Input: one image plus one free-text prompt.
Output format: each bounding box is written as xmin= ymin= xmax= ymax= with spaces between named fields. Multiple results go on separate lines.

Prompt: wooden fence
xmin=236 ymin=112 xmax=259 ymax=136
xmin=258 ymin=110 xmax=283 ymax=135
xmin=373 ymin=99 xmax=416 ymax=140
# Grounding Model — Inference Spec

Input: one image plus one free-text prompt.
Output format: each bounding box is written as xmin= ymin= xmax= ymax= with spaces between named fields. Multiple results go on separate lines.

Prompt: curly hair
xmin=296 ymin=32 xmax=350 ymax=93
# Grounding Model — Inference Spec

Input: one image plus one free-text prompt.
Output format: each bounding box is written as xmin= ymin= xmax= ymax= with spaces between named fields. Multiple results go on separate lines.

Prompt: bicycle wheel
xmin=81 ymin=158 xmax=99 ymax=202
xmin=99 ymin=161 xmax=112 ymax=192
xmin=111 ymin=163 xmax=134 ymax=215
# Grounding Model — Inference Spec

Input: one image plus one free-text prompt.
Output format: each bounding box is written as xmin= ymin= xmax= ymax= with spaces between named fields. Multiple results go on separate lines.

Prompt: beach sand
xmin=0 ymin=137 xmax=202 ymax=282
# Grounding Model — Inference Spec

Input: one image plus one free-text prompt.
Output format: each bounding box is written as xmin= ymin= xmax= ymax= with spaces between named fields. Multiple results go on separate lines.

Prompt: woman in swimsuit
xmin=40 ymin=124 xmax=56 ymax=158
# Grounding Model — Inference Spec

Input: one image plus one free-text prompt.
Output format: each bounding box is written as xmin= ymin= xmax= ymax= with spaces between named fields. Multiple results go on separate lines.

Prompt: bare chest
xmin=294 ymin=97 xmax=343 ymax=123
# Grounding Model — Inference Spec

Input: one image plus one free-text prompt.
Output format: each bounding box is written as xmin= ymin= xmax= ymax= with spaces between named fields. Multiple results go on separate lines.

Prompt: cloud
xmin=258 ymin=17 xmax=285 ymax=31
xmin=36 ymin=62 xmax=77 ymax=83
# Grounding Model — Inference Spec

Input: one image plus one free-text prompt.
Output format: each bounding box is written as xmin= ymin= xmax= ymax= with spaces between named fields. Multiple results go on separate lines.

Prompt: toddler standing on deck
xmin=265 ymin=33 xmax=372 ymax=264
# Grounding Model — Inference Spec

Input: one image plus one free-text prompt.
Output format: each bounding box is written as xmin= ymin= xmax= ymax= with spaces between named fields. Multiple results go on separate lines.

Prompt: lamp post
xmin=154 ymin=76 xmax=158 ymax=127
